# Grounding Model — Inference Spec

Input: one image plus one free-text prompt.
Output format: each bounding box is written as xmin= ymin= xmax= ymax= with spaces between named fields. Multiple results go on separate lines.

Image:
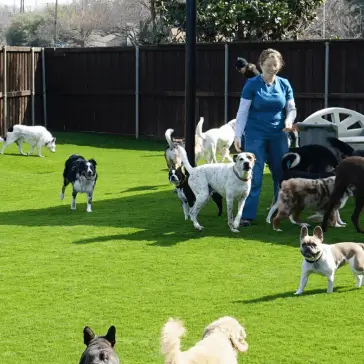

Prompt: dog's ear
xmin=230 ymin=327 xmax=249 ymax=353
xmin=233 ymin=154 xmax=238 ymax=162
xmin=313 ymin=226 xmax=324 ymax=241
xmin=52 ymin=137 xmax=56 ymax=143
xmin=83 ymin=326 xmax=95 ymax=346
xmin=247 ymin=152 xmax=256 ymax=163
xmin=105 ymin=326 xmax=116 ymax=347
xmin=300 ymin=226 xmax=308 ymax=240
xmin=89 ymin=158 xmax=97 ymax=167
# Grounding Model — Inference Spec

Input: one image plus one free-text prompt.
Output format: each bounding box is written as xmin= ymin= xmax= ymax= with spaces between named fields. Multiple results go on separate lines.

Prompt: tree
xmin=302 ymin=0 xmax=364 ymax=39
xmin=5 ymin=12 xmax=48 ymax=46
xmin=155 ymin=0 xmax=325 ymax=42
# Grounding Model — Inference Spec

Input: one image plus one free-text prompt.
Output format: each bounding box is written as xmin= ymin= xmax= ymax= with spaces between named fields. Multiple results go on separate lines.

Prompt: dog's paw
xmin=86 ymin=208 xmax=92 ymax=212
xmin=273 ymin=228 xmax=283 ymax=232
xmin=194 ymin=224 xmax=204 ymax=231
xmin=60 ymin=193 xmax=64 ymax=200
xmin=266 ymin=219 xmax=271 ymax=224
xmin=71 ymin=205 xmax=76 ymax=210
xmin=230 ymin=228 xmax=240 ymax=233
xmin=294 ymin=290 xmax=302 ymax=295
xmin=334 ymin=223 xmax=345 ymax=228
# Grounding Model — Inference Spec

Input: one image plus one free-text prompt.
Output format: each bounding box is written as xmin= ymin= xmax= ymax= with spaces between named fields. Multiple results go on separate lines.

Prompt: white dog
xmin=0 ymin=124 xmax=56 ymax=157
xmin=195 ymin=117 xmax=236 ymax=164
xmin=178 ymin=145 xmax=255 ymax=232
xmin=161 ymin=316 xmax=248 ymax=364
xmin=295 ymin=225 xmax=364 ymax=294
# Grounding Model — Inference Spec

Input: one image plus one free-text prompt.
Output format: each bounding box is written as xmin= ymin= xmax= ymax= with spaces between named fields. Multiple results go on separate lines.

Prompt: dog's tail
xmin=161 ymin=318 xmax=185 ymax=363
xmin=177 ymin=145 xmax=194 ymax=174
xmin=195 ymin=117 xmax=206 ymax=140
xmin=281 ymin=152 xmax=301 ymax=171
xmin=165 ymin=129 xmax=175 ymax=149
xmin=327 ymin=137 xmax=354 ymax=157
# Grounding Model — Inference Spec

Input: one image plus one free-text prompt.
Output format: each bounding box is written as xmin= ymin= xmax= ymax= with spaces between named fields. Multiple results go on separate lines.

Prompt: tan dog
xmin=272 ymin=176 xmax=353 ymax=231
xmin=161 ymin=316 xmax=248 ymax=364
xmin=295 ymin=226 xmax=364 ymax=294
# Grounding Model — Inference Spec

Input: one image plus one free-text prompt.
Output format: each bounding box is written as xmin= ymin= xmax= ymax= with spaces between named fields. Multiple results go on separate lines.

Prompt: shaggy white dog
xmin=195 ymin=117 xmax=236 ymax=164
xmin=161 ymin=316 xmax=248 ymax=364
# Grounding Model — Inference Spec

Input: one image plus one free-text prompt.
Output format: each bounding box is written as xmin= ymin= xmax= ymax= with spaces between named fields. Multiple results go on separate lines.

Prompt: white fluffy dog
xmin=161 ymin=316 xmax=248 ymax=364
xmin=0 ymin=124 xmax=56 ymax=157
xmin=178 ymin=145 xmax=255 ymax=232
xmin=195 ymin=117 xmax=236 ymax=164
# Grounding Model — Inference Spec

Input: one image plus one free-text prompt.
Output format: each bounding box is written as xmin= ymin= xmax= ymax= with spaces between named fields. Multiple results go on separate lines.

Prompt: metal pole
xmin=224 ymin=43 xmax=228 ymax=123
xmin=324 ymin=41 xmax=329 ymax=109
xmin=322 ymin=1 xmax=326 ymax=38
xmin=135 ymin=46 xmax=140 ymax=139
xmin=41 ymin=47 xmax=48 ymax=128
xmin=31 ymin=47 xmax=35 ymax=125
xmin=3 ymin=46 xmax=7 ymax=132
xmin=54 ymin=0 xmax=58 ymax=45
xmin=185 ymin=0 xmax=196 ymax=166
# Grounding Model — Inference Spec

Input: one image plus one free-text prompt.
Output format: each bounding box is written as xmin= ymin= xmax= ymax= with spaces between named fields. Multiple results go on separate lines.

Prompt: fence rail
xmin=1 ymin=39 xmax=364 ymax=139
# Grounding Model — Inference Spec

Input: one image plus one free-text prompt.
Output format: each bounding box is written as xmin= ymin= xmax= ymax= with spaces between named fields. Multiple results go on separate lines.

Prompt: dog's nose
xmin=87 ymin=171 xmax=92 ymax=176
xmin=243 ymin=162 xmax=250 ymax=170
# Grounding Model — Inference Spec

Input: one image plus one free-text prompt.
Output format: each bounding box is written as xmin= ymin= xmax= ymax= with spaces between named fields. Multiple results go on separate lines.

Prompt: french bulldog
xmin=295 ymin=225 xmax=364 ymax=294
xmin=79 ymin=325 xmax=120 ymax=364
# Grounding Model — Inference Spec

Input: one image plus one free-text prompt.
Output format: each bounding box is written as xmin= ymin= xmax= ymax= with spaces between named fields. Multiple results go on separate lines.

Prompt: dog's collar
xmin=304 ymin=250 xmax=323 ymax=264
xmin=233 ymin=166 xmax=249 ymax=182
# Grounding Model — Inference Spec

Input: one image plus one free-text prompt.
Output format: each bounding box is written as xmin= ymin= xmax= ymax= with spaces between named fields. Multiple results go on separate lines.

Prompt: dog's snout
xmin=243 ymin=162 xmax=250 ymax=170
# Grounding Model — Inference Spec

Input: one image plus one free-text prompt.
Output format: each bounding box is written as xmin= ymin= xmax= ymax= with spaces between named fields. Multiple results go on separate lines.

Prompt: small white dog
xmin=161 ymin=316 xmax=248 ymax=364
xmin=195 ymin=117 xmax=236 ymax=164
xmin=295 ymin=225 xmax=364 ymax=294
xmin=178 ymin=145 xmax=255 ymax=232
xmin=0 ymin=124 xmax=56 ymax=157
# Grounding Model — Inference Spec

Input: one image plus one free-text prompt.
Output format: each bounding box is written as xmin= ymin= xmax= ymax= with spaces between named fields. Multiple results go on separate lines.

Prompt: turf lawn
xmin=1 ymin=131 xmax=364 ymax=364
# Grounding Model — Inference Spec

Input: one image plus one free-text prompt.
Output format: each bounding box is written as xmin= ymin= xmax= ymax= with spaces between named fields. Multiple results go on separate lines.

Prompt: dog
xmin=60 ymin=154 xmax=98 ymax=212
xmin=271 ymin=176 xmax=353 ymax=231
xmin=169 ymin=166 xmax=223 ymax=219
xmin=327 ymin=136 xmax=364 ymax=158
xmin=195 ymin=117 xmax=236 ymax=164
xmin=281 ymin=144 xmax=339 ymax=173
xmin=161 ymin=316 xmax=248 ymax=364
xmin=178 ymin=145 xmax=255 ymax=232
xmin=79 ymin=325 xmax=119 ymax=364
xmin=295 ymin=225 xmax=364 ymax=294
xmin=0 ymin=124 xmax=56 ymax=157
xmin=164 ymin=128 xmax=186 ymax=170
xmin=164 ymin=128 xmax=204 ymax=169
xmin=322 ymin=156 xmax=364 ymax=233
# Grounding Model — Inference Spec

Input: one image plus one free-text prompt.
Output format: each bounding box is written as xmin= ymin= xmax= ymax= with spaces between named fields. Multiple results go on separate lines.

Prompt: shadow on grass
xmin=0 ymin=188 xmax=306 ymax=247
xmin=53 ymin=131 xmax=166 ymax=152
xmin=235 ymin=286 xmax=358 ymax=304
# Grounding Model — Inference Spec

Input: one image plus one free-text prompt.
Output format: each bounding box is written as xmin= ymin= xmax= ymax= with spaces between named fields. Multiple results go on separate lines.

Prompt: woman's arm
xmin=285 ymin=99 xmax=297 ymax=129
xmin=235 ymin=98 xmax=252 ymax=138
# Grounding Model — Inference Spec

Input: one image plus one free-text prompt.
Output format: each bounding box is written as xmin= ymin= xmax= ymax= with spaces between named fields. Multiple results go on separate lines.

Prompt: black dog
xmin=60 ymin=154 xmax=98 ymax=212
xmin=79 ymin=326 xmax=119 ymax=364
xmin=169 ymin=166 xmax=223 ymax=220
xmin=282 ymin=144 xmax=340 ymax=173
xmin=327 ymin=136 xmax=364 ymax=158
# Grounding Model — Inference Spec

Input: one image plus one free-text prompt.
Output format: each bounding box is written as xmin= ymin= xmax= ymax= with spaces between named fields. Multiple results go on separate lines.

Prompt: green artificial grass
xmin=0 ymin=132 xmax=364 ymax=363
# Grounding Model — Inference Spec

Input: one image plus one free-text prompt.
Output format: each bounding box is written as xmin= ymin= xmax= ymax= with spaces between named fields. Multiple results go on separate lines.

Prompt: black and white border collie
xmin=169 ymin=166 xmax=223 ymax=220
xmin=60 ymin=154 xmax=98 ymax=212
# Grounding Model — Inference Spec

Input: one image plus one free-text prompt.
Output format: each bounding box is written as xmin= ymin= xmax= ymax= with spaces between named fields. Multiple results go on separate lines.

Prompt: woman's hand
xmin=234 ymin=136 xmax=242 ymax=152
xmin=283 ymin=123 xmax=299 ymax=133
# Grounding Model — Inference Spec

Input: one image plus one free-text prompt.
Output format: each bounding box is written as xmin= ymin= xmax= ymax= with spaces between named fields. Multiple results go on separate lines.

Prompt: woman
xmin=234 ymin=48 xmax=297 ymax=227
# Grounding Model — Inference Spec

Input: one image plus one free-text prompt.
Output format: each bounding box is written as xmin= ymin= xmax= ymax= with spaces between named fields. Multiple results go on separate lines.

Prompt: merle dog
xmin=60 ymin=154 xmax=98 ymax=212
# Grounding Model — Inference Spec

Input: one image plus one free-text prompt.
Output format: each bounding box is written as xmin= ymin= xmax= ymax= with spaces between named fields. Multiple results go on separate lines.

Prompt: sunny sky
xmin=0 ymin=0 xmax=71 ymax=11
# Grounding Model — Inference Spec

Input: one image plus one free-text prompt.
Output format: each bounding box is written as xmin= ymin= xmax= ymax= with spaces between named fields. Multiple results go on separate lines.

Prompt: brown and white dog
xmin=161 ymin=316 xmax=248 ymax=364
xmin=178 ymin=145 xmax=255 ymax=232
xmin=271 ymin=176 xmax=353 ymax=231
xmin=295 ymin=225 xmax=364 ymax=294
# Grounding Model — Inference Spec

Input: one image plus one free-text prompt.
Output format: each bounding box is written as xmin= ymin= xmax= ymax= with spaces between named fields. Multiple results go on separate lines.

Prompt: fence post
xmin=224 ymin=43 xmax=229 ymax=123
xmin=3 ymin=46 xmax=7 ymax=132
xmin=31 ymin=47 xmax=35 ymax=126
xmin=41 ymin=48 xmax=47 ymax=128
xmin=135 ymin=45 xmax=140 ymax=139
xmin=324 ymin=41 xmax=330 ymax=109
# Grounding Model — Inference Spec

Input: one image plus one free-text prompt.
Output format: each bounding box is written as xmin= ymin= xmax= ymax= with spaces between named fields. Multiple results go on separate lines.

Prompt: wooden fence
xmin=2 ymin=39 xmax=364 ymax=139
xmin=0 ymin=47 xmax=45 ymax=137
